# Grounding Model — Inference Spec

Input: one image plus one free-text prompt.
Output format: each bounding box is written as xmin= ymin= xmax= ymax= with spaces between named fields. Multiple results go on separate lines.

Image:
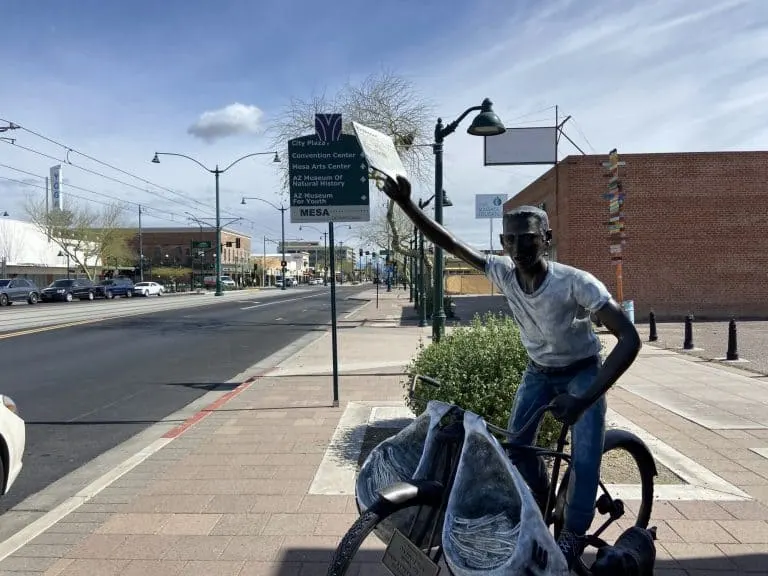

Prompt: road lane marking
xmin=239 ymin=293 xmax=328 ymax=310
xmin=0 ymin=296 xmax=242 ymax=339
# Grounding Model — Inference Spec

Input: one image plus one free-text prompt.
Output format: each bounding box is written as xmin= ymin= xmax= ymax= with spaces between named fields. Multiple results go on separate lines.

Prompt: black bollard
xmin=683 ymin=314 xmax=694 ymax=350
xmin=649 ymin=311 xmax=658 ymax=342
xmin=726 ymin=318 xmax=739 ymax=361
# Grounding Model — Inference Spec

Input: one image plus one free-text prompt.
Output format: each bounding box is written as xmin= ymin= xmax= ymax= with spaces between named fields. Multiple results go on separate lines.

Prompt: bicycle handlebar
xmin=409 ymin=374 xmax=556 ymax=443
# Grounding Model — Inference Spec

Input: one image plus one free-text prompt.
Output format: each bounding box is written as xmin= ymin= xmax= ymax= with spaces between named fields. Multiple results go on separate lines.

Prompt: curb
xmin=162 ymin=374 xmax=260 ymax=439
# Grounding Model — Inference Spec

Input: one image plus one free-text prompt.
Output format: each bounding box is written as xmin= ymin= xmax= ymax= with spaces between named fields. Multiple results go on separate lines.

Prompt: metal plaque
xmin=382 ymin=530 xmax=440 ymax=576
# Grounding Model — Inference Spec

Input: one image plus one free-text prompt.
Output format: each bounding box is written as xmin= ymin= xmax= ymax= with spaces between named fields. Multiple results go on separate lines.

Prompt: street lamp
xmin=432 ymin=98 xmax=504 ymax=341
xmin=151 ymin=150 xmax=280 ymax=296
xmin=241 ymin=196 xmax=288 ymax=290
xmin=416 ymin=190 xmax=452 ymax=327
xmin=57 ymin=250 xmax=71 ymax=279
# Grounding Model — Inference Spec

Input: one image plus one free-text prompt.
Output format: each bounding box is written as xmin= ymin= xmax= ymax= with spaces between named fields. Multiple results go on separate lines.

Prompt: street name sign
xmin=288 ymin=133 xmax=370 ymax=223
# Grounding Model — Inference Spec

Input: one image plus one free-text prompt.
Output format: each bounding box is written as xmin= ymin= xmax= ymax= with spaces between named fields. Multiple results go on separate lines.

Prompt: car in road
xmin=133 ymin=281 xmax=164 ymax=297
xmin=203 ymin=275 xmax=237 ymax=289
xmin=40 ymin=278 xmax=97 ymax=302
xmin=0 ymin=395 xmax=24 ymax=499
xmin=98 ymin=277 xmax=135 ymax=299
xmin=0 ymin=278 xmax=40 ymax=306
xmin=309 ymin=278 xmax=324 ymax=285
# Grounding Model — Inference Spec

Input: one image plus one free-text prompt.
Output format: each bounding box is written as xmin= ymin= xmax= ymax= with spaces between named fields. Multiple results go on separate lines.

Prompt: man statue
xmin=382 ymin=175 xmax=641 ymax=568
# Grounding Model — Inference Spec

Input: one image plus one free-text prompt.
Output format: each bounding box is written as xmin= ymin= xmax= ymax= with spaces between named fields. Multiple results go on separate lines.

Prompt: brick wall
xmin=504 ymin=152 xmax=768 ymax=321
xmin=126 ymin=228 xmax=252 ymax=273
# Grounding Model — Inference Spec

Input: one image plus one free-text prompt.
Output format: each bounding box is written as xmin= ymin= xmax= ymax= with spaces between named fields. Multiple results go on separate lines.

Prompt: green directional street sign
xmin=192 ymin=240 xmax=212 ymax=249
xmin=288 ymin=133 xmax=370 ymax=223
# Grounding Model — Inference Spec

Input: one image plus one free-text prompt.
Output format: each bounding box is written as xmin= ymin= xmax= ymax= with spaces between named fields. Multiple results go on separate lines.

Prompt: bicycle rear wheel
xmin=327 ymin=482 xmax=445 ymax=576
xmin=554 ymin=428 xmax=657 ymax=576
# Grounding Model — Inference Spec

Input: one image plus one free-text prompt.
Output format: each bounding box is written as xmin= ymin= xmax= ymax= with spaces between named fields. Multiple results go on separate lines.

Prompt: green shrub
xmin=404 ymin=312 xmax=561 ymax=448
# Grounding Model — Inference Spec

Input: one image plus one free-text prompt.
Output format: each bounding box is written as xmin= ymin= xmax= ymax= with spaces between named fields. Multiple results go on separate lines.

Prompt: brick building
xmin=124 ymin=227 xmax=252 ymax=284
xmin=503 ymin=152 xmax=768 ymax=320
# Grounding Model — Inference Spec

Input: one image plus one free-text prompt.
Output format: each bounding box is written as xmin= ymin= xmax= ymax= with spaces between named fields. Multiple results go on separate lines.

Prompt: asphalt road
xmin=0 ymin=284 xmax=368 ymax=514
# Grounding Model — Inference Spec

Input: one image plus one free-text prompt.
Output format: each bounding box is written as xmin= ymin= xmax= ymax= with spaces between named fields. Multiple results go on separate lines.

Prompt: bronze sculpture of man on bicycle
xmin=381 ymin=175 xmax=643 ymax=569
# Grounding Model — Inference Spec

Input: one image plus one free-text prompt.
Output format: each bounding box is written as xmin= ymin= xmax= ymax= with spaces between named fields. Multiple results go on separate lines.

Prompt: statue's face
xmin=500 ymin=213 xmax=551 ymax=272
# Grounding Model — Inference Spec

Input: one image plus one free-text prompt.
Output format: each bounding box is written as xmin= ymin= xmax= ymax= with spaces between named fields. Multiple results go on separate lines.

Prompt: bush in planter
xmin=404 ymin=312 xmax=561 ymax=448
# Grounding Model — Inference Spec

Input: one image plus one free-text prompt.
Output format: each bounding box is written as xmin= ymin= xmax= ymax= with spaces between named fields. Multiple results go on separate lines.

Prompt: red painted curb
xmin=163 ymin=374 xmax=261 ymax=439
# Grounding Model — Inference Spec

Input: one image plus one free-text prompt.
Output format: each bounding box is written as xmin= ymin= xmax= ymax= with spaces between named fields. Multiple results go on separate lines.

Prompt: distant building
xmin=121 ymin=226 xmax=252 ymax=285
xmin=0 ymin=218 xmax=100 ymax=286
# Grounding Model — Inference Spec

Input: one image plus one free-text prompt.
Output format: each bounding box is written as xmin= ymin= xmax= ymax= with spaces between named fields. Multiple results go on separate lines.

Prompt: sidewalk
xmin=0 ymin=288 xmax=766 ymax=575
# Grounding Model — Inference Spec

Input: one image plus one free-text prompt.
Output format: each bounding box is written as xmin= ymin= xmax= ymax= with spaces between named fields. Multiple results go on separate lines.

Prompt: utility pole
xmin=262 ymin=235 xmax=267 ymax=287
xmin=138 ymin=205 xmax=144 ymax=281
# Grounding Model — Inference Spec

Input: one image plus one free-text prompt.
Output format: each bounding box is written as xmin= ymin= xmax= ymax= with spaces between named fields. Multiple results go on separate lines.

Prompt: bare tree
xmin=268 ymin=69 xmax=435 ymax=269
xmin=0 ymin=219 xmax=27 ymax=265
xmin=25 ymin=196 xmax=132 ymax=280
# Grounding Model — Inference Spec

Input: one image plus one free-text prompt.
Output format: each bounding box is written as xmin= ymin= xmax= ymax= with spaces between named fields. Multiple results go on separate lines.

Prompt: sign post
xmin=601 ymin=149 xmax=631 ymax=322
xmin=475 ymin=194 xmax=508 ymax=295
xmin=288 ymin=115 xmax=371 ymax=408
xmin=328 ymin=222 xmax=339 ymax=406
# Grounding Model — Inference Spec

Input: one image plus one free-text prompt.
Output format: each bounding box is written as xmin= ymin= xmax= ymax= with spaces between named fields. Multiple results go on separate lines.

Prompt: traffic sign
xmin=192 ymin=240 xmax=212 ymax=249
xmin=288 ymin=133 xmax=370 ymax=223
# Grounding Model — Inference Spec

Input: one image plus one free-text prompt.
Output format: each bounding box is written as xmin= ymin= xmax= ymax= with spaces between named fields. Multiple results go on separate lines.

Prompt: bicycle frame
xmin=406 ymin=374 xmax=628 ymax=548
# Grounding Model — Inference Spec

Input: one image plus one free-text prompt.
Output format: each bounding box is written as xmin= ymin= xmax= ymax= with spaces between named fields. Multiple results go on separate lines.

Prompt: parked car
xmin=203 ymin=275 xmax=236 ymax=289
xmin=40 ymin=278 xmax=97 ymax=302
xmin=0 ymin=278 xmax=40 ymax=306
xmin=98 ymin=277 xmax=135 ymax=299
xmin=0 ymin=394 xmax=24 ymax=498
xmin=133 ymin=281 xmax=164 ymax=297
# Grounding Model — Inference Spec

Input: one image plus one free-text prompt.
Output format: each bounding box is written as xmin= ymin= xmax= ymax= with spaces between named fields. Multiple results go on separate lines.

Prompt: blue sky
xmin=2 ymin=0 xmax=767 ymax=250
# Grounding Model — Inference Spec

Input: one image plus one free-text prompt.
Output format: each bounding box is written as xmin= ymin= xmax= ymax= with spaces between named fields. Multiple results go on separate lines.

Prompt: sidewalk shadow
xmin=276 ymin=547 xmax=767 ymax=573
xmin=328 ymin=416 xmax=412 ymax=466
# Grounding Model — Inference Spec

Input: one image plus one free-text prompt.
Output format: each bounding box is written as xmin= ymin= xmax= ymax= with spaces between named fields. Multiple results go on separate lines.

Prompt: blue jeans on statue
xmin=507 ymin=355 xmax=606 ymax=536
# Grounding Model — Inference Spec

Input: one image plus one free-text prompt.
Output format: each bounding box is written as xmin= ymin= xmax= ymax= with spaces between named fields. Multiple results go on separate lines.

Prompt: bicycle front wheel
xmin=554 ymin=428 xmax=657 ymax=575
xmin=327 ymin=482 xmax=445 ymax=576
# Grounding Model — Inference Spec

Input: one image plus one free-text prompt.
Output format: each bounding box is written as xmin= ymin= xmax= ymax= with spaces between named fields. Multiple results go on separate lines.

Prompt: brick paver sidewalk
xmin=0 ymin=288 xmax=766 ymax=575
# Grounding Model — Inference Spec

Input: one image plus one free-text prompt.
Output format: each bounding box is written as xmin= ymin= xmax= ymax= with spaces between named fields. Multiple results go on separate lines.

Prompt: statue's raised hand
xmin=382 ymin=175 xmax=412 ymax=204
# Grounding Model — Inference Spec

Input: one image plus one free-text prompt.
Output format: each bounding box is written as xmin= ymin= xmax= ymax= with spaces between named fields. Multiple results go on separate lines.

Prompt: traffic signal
xmin=359 ymin=248 xmax=363 ymax=257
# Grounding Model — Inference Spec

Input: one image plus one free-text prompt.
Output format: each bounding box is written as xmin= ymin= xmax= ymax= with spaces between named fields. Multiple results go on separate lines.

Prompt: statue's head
xmin=500 ymin=206 xmax=552 ymax=271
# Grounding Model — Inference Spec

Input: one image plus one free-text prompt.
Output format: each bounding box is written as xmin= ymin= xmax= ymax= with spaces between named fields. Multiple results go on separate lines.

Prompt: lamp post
xmin=151 ymin=150 xmax=279 ymax=296
xmin=431 ymin=98 xmax=505 ymax=341
xmin=241 ymin=196 xmax=288 ymax=290
xmin=416 ymin=191 xmax=452 ymax=327
xmin=58 ymin=250 xmax=71 ymax=279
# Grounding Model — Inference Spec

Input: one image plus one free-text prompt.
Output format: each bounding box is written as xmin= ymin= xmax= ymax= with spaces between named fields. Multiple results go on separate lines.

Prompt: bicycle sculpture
xmin=327 ymin=374 xmax=658 ymax=576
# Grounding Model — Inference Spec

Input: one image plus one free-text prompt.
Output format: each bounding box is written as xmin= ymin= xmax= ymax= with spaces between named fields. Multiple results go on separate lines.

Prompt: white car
xmin=220 ymin=276 xmax=236 ymax=288
xmin=0 ymin=395 xmax=24 ymax=497
xmin=133 ymin=282 xmax=164 ymax=297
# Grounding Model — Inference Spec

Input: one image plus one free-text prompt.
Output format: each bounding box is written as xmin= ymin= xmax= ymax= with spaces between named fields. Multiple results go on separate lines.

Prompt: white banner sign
xmin=351 ymin=122 xmax=407 ymax=182
xmin=475 ymin=194 xmax=508 ymax=219
xmin=50 ymin=164 xmax=63 ymax=211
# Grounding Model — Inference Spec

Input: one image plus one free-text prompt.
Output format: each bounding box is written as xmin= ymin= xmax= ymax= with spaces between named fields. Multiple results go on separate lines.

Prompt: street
xmin=0 ymin=285 xmax=368 ymax=517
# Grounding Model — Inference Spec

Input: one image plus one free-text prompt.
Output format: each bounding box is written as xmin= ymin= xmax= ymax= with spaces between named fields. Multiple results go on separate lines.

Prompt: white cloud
xmin=407 ymin=0 xmax=768 ymax=248
xmin=187 ymin=103 xmax=264 ymax=143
